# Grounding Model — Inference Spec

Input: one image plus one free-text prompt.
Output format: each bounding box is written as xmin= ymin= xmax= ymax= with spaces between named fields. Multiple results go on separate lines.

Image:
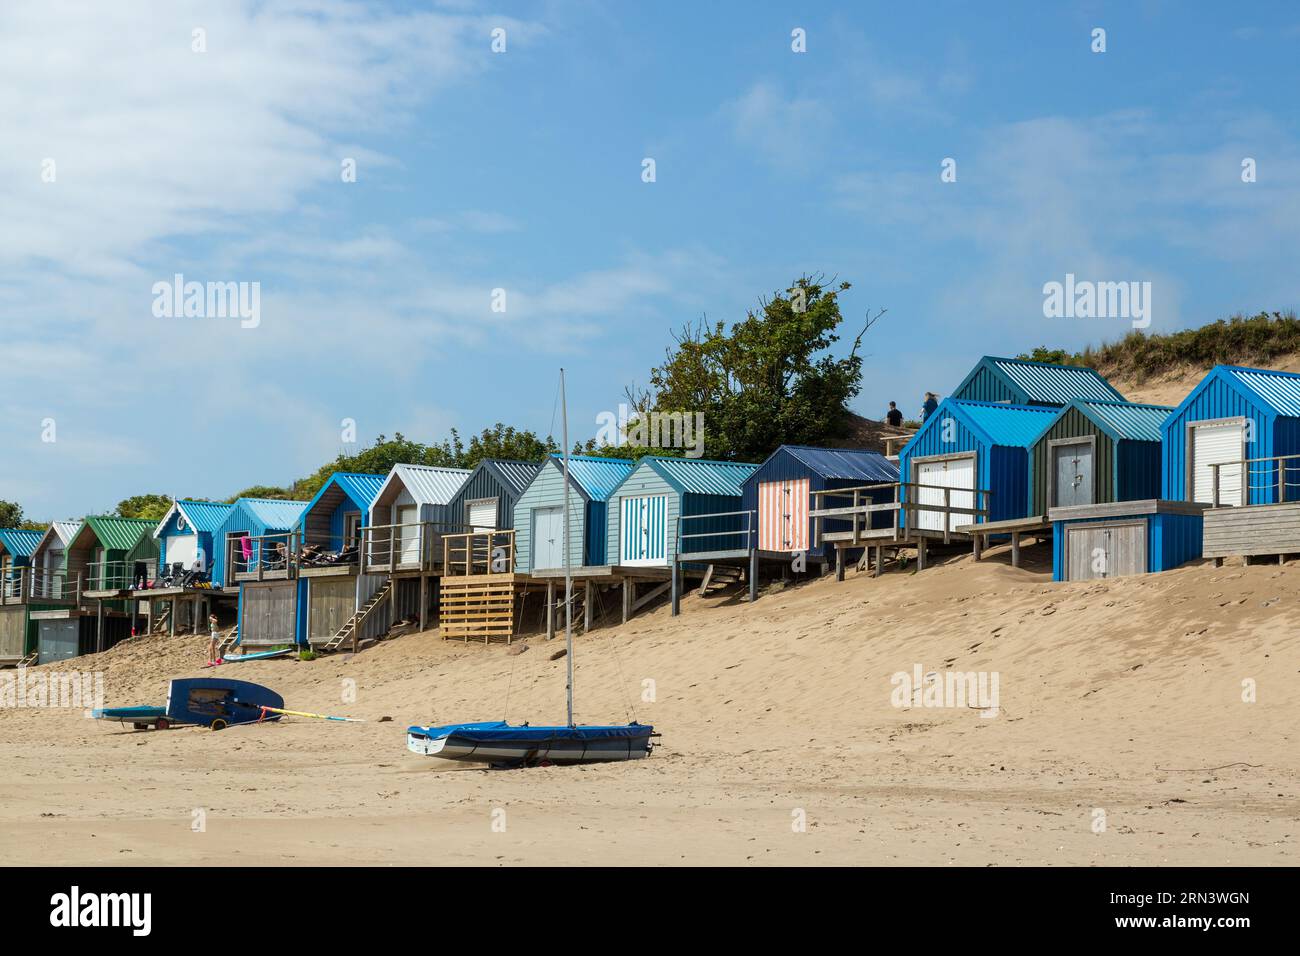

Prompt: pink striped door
xmin=758 ymin=479 xmax=809 ymax=552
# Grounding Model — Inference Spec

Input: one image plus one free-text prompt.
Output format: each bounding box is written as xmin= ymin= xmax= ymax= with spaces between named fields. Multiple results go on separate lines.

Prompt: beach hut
xmin=446 ymin=459 xmax=543 ymax=533
xmin=64 ymin=517 xmax=158 ymax=593
xmin=951 ymin=356 xmax=1126 ymax=407
xmin=152 ymin=500 xmax=234 ymax=577
xmin=740 ymin=446 xmax=899 ymax=561
xmin=513 ymin=454 xmax=634 ymax=574
xmin=27 ymin=521 xmax=81 ymax=599
xmin=0 ymin=529 xmax=47 ymax=665
xmin=898 ymin=399 xmax=1060 ymax=536
xmin=293 ymin=472 xmax=388 ymax=648
xmin=1027 ymin=400 xmax=1172 ymax=513
xmin=366 ymin=464 xmax=473 ymax=570
xmin=607 ymin=457 xmax=758 ymax=569
xmin=214 ymin=498 xmax=309 ymax=648
xmin=1048 ymin=500 xmax=1207 ymax=582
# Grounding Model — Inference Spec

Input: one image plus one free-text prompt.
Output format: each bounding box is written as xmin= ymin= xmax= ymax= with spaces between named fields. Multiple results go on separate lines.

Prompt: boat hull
xmin=407 ymin=722 xmax=654 ymax=765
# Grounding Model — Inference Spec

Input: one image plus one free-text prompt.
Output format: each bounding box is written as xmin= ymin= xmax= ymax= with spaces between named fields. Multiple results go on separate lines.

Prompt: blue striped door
xmin=621 ymin=495 xmax=668 ymax=566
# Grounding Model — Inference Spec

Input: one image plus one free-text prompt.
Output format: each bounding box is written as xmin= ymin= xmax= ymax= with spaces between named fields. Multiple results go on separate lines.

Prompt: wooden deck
xmin=1203 ymin=502 xmax=1300 ymax=562
xmin=955 ymin=515 xmax=1052 ymax=568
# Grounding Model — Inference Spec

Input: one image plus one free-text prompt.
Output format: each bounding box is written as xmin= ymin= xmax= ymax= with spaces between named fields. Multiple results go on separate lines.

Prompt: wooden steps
xmin=151 ymin=606 xmax=172 ymax=635
xmin=440 ymin=575 xmax=518 ymax=643
xmin=324 ymin=580 xmax=393 ymax=652
xmin=697 ymin=564 xmax=743 ymax=596
xmin=18 ymin=650 xmax=37 ymax=668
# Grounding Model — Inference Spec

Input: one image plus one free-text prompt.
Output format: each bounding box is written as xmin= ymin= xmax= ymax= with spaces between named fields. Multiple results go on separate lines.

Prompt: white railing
xmin=1208 ymin=454 xmax=1300 ymax=507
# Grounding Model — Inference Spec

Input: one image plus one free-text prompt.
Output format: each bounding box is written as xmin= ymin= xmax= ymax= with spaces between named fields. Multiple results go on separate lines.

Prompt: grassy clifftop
xmin=1019 ymin=311 xmax=1300 ymax=382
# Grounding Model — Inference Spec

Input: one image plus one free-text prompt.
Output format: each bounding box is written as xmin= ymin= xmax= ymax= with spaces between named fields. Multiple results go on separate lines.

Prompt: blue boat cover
xmin=93 ymin=705 xmax=167 ymax=719
xmin=409 ymin=721 xmax=652 ymax=741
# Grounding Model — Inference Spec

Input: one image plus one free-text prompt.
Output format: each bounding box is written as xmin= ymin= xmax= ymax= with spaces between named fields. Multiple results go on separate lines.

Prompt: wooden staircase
xmin=151 ymin=605 xmax=172 ymax=634
xmin=18 ymin=650 xmax=37 ymax=668
xmin=215 ymin=626 xmax=239 ymax=659
xmin=324 ymin=580 xmax=393 ymax=652
xmin=697 ymin=564 xmax=743 ymax=596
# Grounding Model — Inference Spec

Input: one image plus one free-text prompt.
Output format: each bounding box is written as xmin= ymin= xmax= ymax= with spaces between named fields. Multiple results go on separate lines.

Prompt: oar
xmin=259 ymin=705 xmax=364 ymax=723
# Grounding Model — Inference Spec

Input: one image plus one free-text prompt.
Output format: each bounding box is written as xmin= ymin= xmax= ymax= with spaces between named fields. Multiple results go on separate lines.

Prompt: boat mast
xmin=560 ymin=368 xmax=574 ymax=728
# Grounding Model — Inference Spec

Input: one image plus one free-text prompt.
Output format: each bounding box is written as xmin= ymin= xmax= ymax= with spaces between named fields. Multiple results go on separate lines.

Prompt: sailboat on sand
xmin=406 ymin=369 xmax=656 ymax=766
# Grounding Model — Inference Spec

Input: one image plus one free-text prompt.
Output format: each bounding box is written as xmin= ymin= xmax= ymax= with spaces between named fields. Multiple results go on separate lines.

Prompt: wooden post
xmin=835 ymin=545 xmax=845 ymax=582
xmin=1280 ymin=459 xmax=1286 ymax=504
xmin=670 ymin=556 xmax=681 ymax=616
xmin=748 ymin=547 xmax=758 ymax=602
xmin=917 ymin=536 xmax=927 ymax=571
xmin=1211 ymin=465 xmax=1220 ymax=508
xmin=419 ymin=574 xmax=428 ymax=633
xmin=169 ymin=599 xmax=176 ymax=637
xmin=973 ymin=531 xmax=982 ymax=561
xmin=96 ymin=599 xmax=104 ymax=653
xmin=1011 ymin=531 xmax=1021 ymax=568
xmin=584 ymin=580 xmax=592 ymax=632
xmin=851 ymin=489 xmax=861 ymax=545
xmin=875 ymin=544 xmax=883 ymax=578
xmin=146 ymin=599 xmax=153 ymax=636
xmin=622 ymin=577 xmax=632 ymax=624
xmin=546 ymin=580 xmax=555 ymax=640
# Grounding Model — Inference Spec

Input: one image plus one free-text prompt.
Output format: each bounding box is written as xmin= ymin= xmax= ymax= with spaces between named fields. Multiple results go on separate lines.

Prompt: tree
xmin=225 ymin=485 xmax=297 ymax=503
xmin=115 ymin=494 xmax=174 ymax=521
xmin=0 ymin=500 xmax=23 ymax=528
xmin=629 ymin=275 xmax=878 ymax=461
xmin=444 ymin=424 xmax=558 ymax=469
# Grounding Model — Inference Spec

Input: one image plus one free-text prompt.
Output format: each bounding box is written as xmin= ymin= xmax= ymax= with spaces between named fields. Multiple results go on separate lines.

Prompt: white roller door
xmin=915 ymin=457 xmax=975 ymax=532
xmin=467 ymin=498 xmax=499 ymax=531
xmin=166 ymin=534 xmax=198 ymax=569
xmin=1191 ymin=421 xmax=1244 ymax=506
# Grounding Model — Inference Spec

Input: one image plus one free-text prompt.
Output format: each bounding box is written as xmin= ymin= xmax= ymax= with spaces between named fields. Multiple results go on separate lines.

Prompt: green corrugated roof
xmin=79 ymin=515 xmax=157 ymax=552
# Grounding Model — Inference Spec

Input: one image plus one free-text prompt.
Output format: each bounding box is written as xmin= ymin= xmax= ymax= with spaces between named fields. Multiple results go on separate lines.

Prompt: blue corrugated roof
xmin=240 ymin=497 xmax=309 ymax=531
xmin=174 ymin=500 xmax=235 ymax=533
xmin=1228 ymin=366 xmax=1300 ymax=417
xmin=0 ymin=528 xmax=44 ymax=558
xmin=643 ymin=457 xmax=758 ymax=496
xmin=332 ymin=473 xmax=387 ymax=509
xmin=989 ymin=357 xmax=1126 ymax=404
xmin=1073 ymin=400 xmax=1171 ymax=443
xmin=780 ymin=446 xmax=900 ymax=482
xmin=949 ymin=399 xmax=1060 ymax=447
xmin=483 ymin=459 xmax=543 ymax=495
xmin=553 ymin=454 xmax=635 ymax=501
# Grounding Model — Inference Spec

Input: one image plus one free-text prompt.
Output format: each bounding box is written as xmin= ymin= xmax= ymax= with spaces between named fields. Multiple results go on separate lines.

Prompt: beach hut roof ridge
xmin=1031 ymin=399 xmax=1174 ymax=445
xmin=776 ymin=445 xmax=901 ymax=481
xmin=0 ymin=528 xmax=46 ymax=558
xmin=151 ymin=499 xmax=235 ymax=539
xmin=626 ymin=456 xmax=760 ymax=497
xmin=73 ymin=515 xmax=157 ymax=551
xmin=377 ymin=463 xmax=473 ymax=507
xmin=954 ymin=355 xmax=1126 ymax=405
xmin=474 ymin=458 xmax=544 ymax=496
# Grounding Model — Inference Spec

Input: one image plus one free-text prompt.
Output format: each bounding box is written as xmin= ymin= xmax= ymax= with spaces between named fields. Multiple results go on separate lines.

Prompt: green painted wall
xmin=1030 ymin=407 xmax=1115 ymax=514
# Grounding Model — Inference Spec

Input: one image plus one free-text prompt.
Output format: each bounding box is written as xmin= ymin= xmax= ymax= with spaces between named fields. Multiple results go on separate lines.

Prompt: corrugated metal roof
xmin=991 ymin=357 xmax=1125 ymax=404
xmin=174 ymin=500 xmax=235 ymax=534
xmin=645 ymin=457 xmax=759 ymax=496
xmin=1075 ymin=400 xmax=1172 ymax=443
xmin=51 ymin=520 xmax=81 ymax=545
xmin=331 ymin=473 xmax=387 ymax=509
xmin=483 ymin=459 xmax=543 ymax=495
xmin=387 ymin=464 xmax=472 ymax=506
xmin=81 ymin=516 xmax=156 ymax=551
xmin=781 ymin=446 xmax=900 ymax=482
xmin=239 ymin=498 xmax=309 ymax=531
xmin=556 ymin=454 xmax=635 ymax=501
xmin=0 ymin=528 xmax=45 ymax=558
xmin=951 ymin=400 xmax=1060 ymax=447
xmin=1228 ymin=367 xmax=1300 ymax=417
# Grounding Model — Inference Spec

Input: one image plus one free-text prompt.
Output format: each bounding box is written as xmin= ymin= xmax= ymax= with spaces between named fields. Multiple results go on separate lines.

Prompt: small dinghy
xmin=93 ymin=678 xmax=285 ymax=731
xmin=407 ymin=721 xmax=654 ymax=764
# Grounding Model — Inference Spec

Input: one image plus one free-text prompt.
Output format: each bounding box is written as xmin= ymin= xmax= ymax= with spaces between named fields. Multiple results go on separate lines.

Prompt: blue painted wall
xmin=1051 ymin=511 xmax=1203 ymax=581
xmin=898 ymin=415 xmax=1033 ymax=525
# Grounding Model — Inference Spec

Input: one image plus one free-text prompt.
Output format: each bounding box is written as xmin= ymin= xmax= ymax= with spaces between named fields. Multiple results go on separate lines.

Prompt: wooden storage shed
xmin=1049 ymin=500 xmax=1207 ymax=582
xmin=1028 ymin=399 xmax=1171 ymax=513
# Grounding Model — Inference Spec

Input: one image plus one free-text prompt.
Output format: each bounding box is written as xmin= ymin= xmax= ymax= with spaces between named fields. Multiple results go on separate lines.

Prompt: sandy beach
xmin=1 ymin=544 xmax=1294 ymax=867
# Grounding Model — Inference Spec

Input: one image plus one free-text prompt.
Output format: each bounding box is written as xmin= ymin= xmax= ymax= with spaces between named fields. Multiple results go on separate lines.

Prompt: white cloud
xmin=725 ymin=81 xmax=833 ymax=170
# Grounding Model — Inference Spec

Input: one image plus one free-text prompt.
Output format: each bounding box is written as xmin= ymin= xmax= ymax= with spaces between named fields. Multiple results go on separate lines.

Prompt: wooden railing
xmin=810 ymin=480 xmax=993 ymax=546
xmin=297 ymin=534 xmax=362 ymax=570
xmin=1208 ymin=454 xmax=1300 ymax=508
xmin=442 ymin=530 xmax=515 ymax=577
xmin=85 ymin=559 xmax=139 ymax=591
xmin=362 ymin=522 xmax=466 ymax=573
xmin=21 ymin=567 xmax=83 ymax=604
xmin=228 ymin=532 xmax=298 ymax=580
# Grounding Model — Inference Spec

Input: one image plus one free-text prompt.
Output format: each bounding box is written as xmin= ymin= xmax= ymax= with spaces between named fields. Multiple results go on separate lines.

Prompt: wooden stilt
xmin=917 ymin=537 xmax=927 ymax=572
xmin=169 ymin=599 xmax=176 ymax=637
xmin=875 ymin=545 xmax=883 ymax=578
xmin=622 ymin=578 xmax=632 ymax=624
xmin=1011 ymin=532 xmax=1021 ymax=568
xmin=419 ymin=574 xmax=428 ymax=633
xmin=96 ymin=599 xmax=104 ymax=653
xmin=584 ymin=580 xmax=592 ymax=632
xmin=546 ymin=580 xmax=555 ymax=640
xmin=973 ymin=532 xmax=983 ymax=561
xmin=748 ymin=548 xmax=758 ymax=602
xmin=670 ymin=560 xmax=680 ymax=616
xmin=835 ymin=545 xmax=845 ymax=582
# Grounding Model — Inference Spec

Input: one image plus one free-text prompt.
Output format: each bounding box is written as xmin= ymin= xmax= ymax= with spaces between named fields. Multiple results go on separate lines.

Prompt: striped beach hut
xmin=152 ymin=500 xmax=235 ymax=577
xmin=1028 ymin=400 xmax=1172 ymax=513
xmin=951 ymin=356 xmax=1126 ymax=407
xmin=898 ymin=400 xmax=1060 ymax=530
xmin=606 ymin=457 xmax=758 ymax=568
xmin=740 ymin=446 xmax=899 ymax=559
xmin=513 ymin=455 xmax=634 ymax=573
xmin=447 ymin=459 xmax=543 ymax=532
xmin=1161 ymin=365 xmax=1300 ymax=507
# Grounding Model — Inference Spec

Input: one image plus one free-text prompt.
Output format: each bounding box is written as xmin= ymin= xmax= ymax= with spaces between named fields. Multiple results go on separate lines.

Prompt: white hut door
xmin=621 ymin=495 xmax=668 ymax=566
xmin=533 ymin=506 xmax=565 ymax=570
xmin=397 ymin=505 xmax=420 ymax=565
xmin=916 ymin=458 xmax=974 ymax=532
xmin=1191 ymin=421 xmax=1245 ymax=506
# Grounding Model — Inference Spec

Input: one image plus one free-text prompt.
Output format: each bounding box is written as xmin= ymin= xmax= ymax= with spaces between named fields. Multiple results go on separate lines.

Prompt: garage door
xmin=620 ymin=494 xmax=669 ymax=566
xmin=467 ymin=498 xmax=499 ymax=532
xmin=533 ymin=506 xmax=565 ymax=570
xmin=240 ymin=582 xmax=298 ymax=646
xmin=37 ymin=619 xmax=80 ymax=665
xmin=1064 ymin=521 xmax=1146 ymax=581
xmin=758 ymin=479 xmax=809 ymax=552
xmin=915 ymin=457 xmax=974 ymax=532
xmin=308 ymin=578 xmax=355 ymax=643
xmin=1052 ymin=441 xmax=1094 ymax=507
xmin=1191 ymin=421 xmax=1244 ymax=506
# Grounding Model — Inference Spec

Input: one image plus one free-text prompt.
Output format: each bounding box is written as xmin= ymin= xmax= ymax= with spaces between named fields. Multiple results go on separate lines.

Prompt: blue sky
xmin=3 ymin=0 xmax=1299 ymax=519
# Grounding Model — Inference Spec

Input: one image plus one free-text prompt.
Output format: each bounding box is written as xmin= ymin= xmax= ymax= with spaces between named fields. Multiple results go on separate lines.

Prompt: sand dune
xmin=1 ymin=543 xmax=1295 ymax=866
